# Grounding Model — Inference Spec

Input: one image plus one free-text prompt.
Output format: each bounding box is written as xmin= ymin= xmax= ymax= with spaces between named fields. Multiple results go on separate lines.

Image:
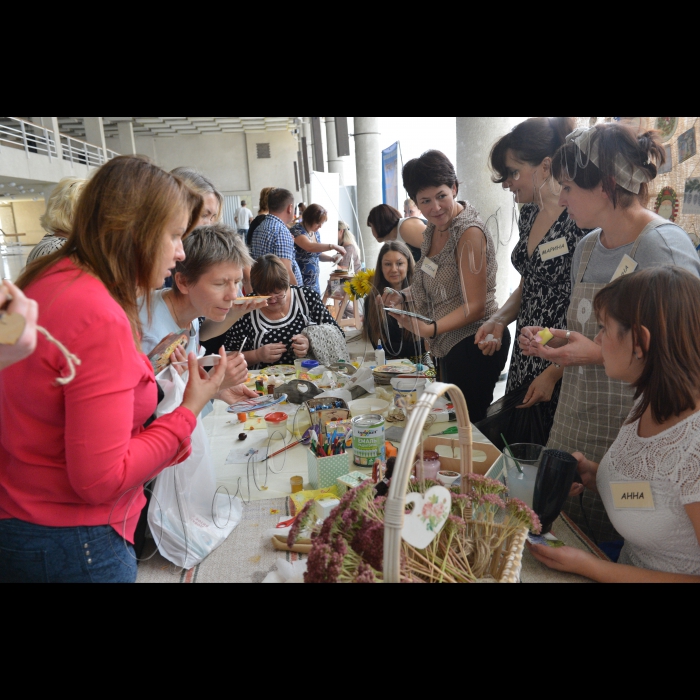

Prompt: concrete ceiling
xmin=56 ymin=117 xmax=300 ymax=139
xmin=0 ymin=177 xmax=52 ymax=204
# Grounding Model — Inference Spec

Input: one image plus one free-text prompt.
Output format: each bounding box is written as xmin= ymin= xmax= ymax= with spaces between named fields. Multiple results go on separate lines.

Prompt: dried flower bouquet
xmin=288 ymin=475 xmax=541 ymax=584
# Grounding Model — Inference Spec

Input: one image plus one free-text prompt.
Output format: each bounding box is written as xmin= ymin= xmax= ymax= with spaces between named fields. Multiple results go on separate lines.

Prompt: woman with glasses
xmin=475 ymin=117 xmax=585 ymax=440
xmin=202 ymin=255 xmax=341 ymax=369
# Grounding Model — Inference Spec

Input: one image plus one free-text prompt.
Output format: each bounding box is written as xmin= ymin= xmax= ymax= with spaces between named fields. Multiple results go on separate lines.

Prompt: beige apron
xmin=548 ymin=222 xmax=664 ymax=541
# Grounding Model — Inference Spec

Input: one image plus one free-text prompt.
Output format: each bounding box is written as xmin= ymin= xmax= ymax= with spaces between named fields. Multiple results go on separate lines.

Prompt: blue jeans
xmin=238 ymin=229 xmax=248 ymax=238
xmin=0 ymin=519 xmax=138 ymax=584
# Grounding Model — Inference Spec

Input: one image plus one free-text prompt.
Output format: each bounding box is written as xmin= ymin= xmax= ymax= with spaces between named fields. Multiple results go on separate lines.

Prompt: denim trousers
xmin=0 ymin=519 xmax=138 ymax=584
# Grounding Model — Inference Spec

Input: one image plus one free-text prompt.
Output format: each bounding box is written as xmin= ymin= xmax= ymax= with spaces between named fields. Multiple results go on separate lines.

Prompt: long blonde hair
xmin=338 ymin=221 xmax=358 ymax=248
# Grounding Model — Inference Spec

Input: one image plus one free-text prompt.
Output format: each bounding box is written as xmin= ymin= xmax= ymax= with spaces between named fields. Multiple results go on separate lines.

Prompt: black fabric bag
xmin=476 ymin=387 xmax=549 ymax=452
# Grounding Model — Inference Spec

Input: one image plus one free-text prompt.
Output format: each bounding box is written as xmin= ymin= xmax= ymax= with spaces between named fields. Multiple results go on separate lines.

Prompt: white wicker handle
xmin=383 ymin=383 xmax=472 ymax=584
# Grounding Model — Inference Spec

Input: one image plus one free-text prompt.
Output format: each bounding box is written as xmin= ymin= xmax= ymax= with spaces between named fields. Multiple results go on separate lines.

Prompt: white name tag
xmin=422 ymin=258 xmax=439 ymax=279
xmin=611 ymin=255 xmax=639 ymax=282
xmin=610 ymin=482 xmax=656 ymax=511
xmin=539 ymin=238 xmax=570 ymax=262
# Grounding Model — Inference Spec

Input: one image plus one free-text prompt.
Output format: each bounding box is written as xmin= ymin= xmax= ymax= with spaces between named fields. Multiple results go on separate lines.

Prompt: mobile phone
xmin=384 ymin=308 xmax=435 ymax=325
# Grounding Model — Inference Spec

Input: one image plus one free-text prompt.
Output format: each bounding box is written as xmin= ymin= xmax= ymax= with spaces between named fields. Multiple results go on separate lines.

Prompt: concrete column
xmin=117 ymin=121 xmax=136 ymax=155
xmin=325 ymin=117 xmax=346 ymax=180
xmin=302 ymin=119 xmax=313 ymax=203
xmin=353 ymin=116 xmax=383 ymax=267
xmin=43 ymin=118 xmax=63 ymax=159
xmin=83 ymin=117 xmax=107 ymax=159
xmin=456 ymin=117 xmax=527 ymax=307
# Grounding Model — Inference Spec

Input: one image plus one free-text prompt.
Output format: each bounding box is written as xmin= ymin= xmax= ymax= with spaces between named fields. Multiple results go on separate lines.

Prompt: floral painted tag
xmin=402 ymin=486 xmax=452 ymax=550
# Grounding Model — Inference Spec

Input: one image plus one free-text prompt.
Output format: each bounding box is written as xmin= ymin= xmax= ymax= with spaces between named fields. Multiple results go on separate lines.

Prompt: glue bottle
xmin=375 ymin=341 xmax=386 ymax=367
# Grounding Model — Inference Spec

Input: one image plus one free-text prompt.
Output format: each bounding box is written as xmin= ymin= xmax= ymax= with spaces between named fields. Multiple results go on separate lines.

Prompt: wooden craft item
xmin=0 ymin=312 xmax=26 ymax=346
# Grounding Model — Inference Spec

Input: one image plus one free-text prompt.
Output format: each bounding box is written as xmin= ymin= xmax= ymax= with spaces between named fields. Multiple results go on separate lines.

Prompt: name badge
xmin=611 ymin=255 xmax=639 ymax=282
xmin=422 ymin=258 xmax=439 ymax=279
xmin=539 ymin=238 xmax=570 ymax=262
xmin=610 ymin=482 xmax=656 ymax=511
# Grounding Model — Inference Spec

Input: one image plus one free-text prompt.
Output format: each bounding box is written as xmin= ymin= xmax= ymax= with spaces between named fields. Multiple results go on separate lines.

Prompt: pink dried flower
xmin=448 ymin=515 xmax=466 ymax=528
xmin=507 ymin=498 xmax=543 ymax=535
xmin=354 ymin=562 xmax=377 ymax=584
xmin=351 ymin=520 xmax=384 ymax=572
xmin=479 ymin=494 xmax=506 ymax=510
xmin=287 ymin=500 xmax=316 ymax=548
xmin=463 ymin=474 xmax=507 ymax=496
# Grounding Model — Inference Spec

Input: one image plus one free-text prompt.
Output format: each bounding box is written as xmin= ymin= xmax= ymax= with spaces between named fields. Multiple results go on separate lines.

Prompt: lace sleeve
xmin=677 ymin=449 xmax=700 ymax=506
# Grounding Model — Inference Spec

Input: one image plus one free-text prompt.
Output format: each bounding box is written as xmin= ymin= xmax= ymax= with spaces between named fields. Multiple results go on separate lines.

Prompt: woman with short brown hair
xmin=291 ymin=203 xmax=346 ymax=295
xmin=0 ymin=156 xmax=228 ymax=583
xmin=530 ymin=267 xmax=700 ymax=582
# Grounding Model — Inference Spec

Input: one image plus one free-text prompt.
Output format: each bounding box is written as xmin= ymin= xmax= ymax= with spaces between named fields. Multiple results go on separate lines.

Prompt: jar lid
xmin=302 ymin=360 xmax=320 ymax=369
xmin=418 ymin=451 xmax=440 ymax=461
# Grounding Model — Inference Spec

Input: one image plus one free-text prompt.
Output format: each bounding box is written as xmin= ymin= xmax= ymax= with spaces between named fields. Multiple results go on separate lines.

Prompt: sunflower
xmin=343 ymin=281 xmax=356 ymax=300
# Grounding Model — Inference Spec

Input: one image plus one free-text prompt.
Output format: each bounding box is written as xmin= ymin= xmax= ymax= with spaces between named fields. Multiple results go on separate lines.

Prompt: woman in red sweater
xmin=0 ymin=156 xmax=229 ymax=584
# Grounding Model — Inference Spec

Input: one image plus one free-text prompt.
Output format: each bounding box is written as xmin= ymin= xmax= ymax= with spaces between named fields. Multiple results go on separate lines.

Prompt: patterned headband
xmin=565 ymin=127 xmax=653 ymax=195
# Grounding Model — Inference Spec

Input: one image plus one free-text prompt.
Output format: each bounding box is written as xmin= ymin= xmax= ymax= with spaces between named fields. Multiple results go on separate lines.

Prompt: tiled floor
xmin=1 ymin=245 xmax=29 ymax=282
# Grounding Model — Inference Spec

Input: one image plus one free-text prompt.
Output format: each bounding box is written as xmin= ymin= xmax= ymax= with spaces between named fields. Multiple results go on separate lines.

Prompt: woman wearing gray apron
xmin=520 ymin=123 xmax=700 ymax=543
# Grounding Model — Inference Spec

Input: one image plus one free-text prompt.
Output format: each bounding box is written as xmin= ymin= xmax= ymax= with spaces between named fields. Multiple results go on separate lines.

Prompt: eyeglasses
xmin=267 ymin=291 xmax=288 ymax=303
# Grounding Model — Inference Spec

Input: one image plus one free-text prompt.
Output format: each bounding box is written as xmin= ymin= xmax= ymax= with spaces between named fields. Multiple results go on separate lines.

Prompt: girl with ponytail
xmin=477 ymin=117 xmax=587 ymax=440
xmin=519 ymin=122 xmax=700 ymax=543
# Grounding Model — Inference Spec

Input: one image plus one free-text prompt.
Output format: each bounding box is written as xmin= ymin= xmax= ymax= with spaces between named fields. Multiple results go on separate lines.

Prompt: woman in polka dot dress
xmin=203 ymin=255 xmax=342 ymax=369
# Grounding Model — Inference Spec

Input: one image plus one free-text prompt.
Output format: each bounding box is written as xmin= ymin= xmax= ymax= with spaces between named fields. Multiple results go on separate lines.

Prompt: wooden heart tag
xmin=0 ymin=312 xmax=26 ymax=346
xmin=402 ymin=485 xmax=452 ymax=550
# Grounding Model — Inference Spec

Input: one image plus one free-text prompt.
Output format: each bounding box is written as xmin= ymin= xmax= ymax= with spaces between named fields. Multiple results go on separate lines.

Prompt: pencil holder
xmin=307 ymin=450 xmax=351 ymax=490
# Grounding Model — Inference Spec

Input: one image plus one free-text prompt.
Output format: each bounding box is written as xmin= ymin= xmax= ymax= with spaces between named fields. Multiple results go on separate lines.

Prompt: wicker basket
xmin=383 ymin=382 xmax=528 ymax=584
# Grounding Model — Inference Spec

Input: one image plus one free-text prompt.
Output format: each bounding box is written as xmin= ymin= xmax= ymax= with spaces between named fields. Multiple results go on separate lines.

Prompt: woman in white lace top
xmin=530 ymin=267 xmax=700 ymax=582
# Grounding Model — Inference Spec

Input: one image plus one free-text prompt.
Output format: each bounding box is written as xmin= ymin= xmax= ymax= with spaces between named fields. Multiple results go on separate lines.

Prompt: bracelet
xmin=399 ymin=291 xmax=407 ymax=304
xmin=431 ymin=321 xmax=439 ymax=340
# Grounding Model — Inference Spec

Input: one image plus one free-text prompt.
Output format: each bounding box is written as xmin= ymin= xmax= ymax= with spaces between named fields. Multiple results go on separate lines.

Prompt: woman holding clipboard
xmin=383 ymin=150 xmax=510 ymax=423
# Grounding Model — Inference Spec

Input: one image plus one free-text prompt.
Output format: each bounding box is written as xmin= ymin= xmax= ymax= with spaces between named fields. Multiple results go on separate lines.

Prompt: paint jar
xmin=415 ymin=451 xmax=441 ymax=481
xmin=290 ymin=476 xmax=304 ymax=494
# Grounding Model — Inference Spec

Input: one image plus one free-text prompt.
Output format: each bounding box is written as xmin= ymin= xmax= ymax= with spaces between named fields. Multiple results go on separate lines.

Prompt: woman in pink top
xmin=0 ymin=156 xmax=230 ymax=584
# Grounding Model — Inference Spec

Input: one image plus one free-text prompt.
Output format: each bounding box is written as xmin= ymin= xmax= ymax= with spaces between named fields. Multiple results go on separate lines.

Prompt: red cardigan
xmin=0 ymin=259 xmax=196 ymax=543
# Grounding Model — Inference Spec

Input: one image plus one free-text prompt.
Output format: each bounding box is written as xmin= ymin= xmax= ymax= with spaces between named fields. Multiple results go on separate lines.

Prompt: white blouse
xmin=597 ymin=409 xmax=700 ymax=576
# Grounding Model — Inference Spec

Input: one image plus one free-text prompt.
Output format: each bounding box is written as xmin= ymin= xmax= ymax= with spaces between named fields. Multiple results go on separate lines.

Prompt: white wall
xmin=0 ymin=205 xmax=17 ymax=235
xmin=246 ymin=131 xmax=300 ymax=214
xmin=105 ymin=132 xmax=251 ymax=194
xmin=11 ymin=200 xmax=46 ymax=244
xmin=307 ymin=171 xmax=341 ymax=297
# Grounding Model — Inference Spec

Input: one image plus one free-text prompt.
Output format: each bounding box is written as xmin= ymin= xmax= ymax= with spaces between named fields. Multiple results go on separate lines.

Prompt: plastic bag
xmin=148 ymin=366 xmax=242 ymax=569
xmin=476 ymin=387 xmax=549 ymax=452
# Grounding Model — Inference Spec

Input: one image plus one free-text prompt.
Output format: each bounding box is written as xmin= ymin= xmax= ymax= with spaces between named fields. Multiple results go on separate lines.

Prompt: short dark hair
xmin=302 ymin=203 xmax=328 ymax=228
xmin=552 ymin=123 xmax=666 ymax=208
xmin=367 ymin=204 xmax=402 ymax=239
xmin=594 ymin=267 xmax=700 ymax=424
xmin=268 ymin=188 xmax=295 ymax=213
xmin=250 ymin=254 xmax=291 ymax=295
xmin=173 ymin=222 xmax=254 ymax=296
xmin=490 ymin=117 xmax=576 ymax=184
xmin=403 ymin=150 xmax=459 ymax=202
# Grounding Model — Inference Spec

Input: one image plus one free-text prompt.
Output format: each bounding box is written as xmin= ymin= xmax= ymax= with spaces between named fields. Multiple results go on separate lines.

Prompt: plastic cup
xmin=504 ymin=444 xmax=545 ymax=509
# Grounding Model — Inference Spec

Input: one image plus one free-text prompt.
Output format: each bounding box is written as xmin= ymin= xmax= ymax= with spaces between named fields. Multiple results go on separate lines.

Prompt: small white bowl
xmin=437 ymin=471 xmax=461 ymax=488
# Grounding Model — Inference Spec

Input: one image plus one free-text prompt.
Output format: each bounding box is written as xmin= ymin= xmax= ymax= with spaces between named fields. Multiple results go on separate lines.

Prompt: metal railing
xmin=0 ymin=117 xmax=118 ymax=168
xmin=0 ymin=117 xmax=58 ymax=159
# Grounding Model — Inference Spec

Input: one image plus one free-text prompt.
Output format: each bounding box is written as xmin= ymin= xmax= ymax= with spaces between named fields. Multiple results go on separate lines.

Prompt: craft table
xmin=201 ymin=387 xmax=606 ymax=584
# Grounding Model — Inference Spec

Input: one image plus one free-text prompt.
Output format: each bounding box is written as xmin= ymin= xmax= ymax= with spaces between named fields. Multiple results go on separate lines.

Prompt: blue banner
xmin=382 ymin=142 xmax=400 ymax=210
